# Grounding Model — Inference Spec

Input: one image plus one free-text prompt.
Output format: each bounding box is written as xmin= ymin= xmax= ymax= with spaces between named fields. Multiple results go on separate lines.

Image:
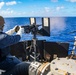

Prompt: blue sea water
xmin=3 ymin=17 xmax=76 ymax=54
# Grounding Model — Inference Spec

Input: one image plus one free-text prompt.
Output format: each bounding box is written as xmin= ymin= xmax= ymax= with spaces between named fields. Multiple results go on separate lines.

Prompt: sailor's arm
xmin=0 ymin=26 xmax=24 ymax=48
xmin=5 ymin=26 xmax=20 ymax=35
xmin=5 ymin=26 xmax=24 ymax=47
xmin=5 ymin=29 xmax=15 ymax=35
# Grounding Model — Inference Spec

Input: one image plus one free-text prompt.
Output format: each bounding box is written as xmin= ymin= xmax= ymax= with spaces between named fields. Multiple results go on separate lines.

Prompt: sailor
xmin=0 ymin=16 xmax=30 ymax=75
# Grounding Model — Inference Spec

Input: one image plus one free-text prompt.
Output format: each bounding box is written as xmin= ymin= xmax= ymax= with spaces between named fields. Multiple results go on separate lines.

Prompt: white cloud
xmin=2 ymin=10 xmax=14 ymax=14
xmin=56 ymin=6 xmax=64 ymax=11
xmin=56 ymin=7 xmax=60 ymax=11
xmin=51 ymin=0 xmax=58 ymax=2
xmin=0 ymin=9 xmax=14 ymax=16
xmin=66 ymin=0 xmax=76 ymax=2
xmin=6 ymin=1 xmax=17 ymax=6
xmin=0 ymin=2 xmax=4 ymax=9
xmin=44 ymin=7 xmax=50 ymax=12
xmin=17 ymin=12 xmax=27 ymax=15
xmin=6 ymin=8 xmax=11 ymax=11
xmin=0 ymin=8 xmax=27 ymax=17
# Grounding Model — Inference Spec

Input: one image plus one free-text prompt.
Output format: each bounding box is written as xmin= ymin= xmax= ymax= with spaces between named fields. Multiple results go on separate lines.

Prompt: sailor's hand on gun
xmin=16 ymin=26 xmax=24 ymax=37
xmin=14 ymin=26 xmax=20 ymax=32
xmin=6 ymin=25 xmax=24 ymax=36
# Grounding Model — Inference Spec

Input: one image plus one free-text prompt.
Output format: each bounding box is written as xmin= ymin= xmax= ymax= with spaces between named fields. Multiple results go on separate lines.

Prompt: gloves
xmin=16 ymin=26 xmax=24 ymax=37
xmin=6 ymin=26 xmax=24 ymax=36
xmin=5 ymin=26 xmax=18 ymax=35
xmin=14 ymin=26 xmax=20 ymax=32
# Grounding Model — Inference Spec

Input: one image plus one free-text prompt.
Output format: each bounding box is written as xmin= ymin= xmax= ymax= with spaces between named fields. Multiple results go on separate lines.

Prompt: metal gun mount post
xmin=29 ymin=24 xmax=40 ymax=61
xmin=71 ymin=36 xmax=76 ymax=55
xmin=30 ymin=38 xmax=37 ymax=61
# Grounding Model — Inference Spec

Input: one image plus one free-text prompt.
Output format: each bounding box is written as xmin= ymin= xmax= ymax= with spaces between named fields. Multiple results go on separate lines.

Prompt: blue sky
xmin=0 ymin=0 xmax=76 ymax=17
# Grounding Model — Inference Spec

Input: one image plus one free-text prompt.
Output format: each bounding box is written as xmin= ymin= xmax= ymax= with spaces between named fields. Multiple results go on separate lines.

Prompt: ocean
xmin=3 ymin=17 xmax=76 ymax=54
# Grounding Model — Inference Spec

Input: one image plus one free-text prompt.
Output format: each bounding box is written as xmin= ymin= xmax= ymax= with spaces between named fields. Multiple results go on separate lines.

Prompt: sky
xmin=0 ymin=0 xmax=76 ymax=17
